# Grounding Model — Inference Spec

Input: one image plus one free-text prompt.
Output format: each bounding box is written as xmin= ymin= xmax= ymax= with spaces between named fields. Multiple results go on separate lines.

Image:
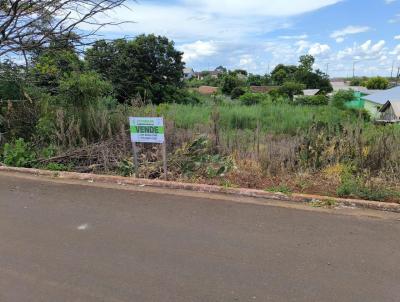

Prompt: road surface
xmin=0 ymin=172 xmax=400 ymax=302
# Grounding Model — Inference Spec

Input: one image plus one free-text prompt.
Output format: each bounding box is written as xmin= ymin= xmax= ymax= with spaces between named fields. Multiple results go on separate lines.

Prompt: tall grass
xmin=132 ymin=102 xmax=359 ymax=135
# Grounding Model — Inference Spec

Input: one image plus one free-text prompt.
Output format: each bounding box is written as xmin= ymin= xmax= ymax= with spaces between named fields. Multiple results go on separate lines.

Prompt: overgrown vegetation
xmin=0 ymin=33 xmax=399 ymax=203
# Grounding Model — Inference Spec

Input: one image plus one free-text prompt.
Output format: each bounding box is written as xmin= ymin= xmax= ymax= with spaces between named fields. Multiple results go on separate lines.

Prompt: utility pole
xmin=325 ymin=63 xmax=329 ymax=76
xmin=396 ymin=67 xmax=400 ymax=86
xmin=352 ymin=61 xmax=356 ymax=78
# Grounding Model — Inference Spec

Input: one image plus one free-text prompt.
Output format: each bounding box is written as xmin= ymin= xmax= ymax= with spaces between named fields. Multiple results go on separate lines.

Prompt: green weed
xmin=266 ymin=185 xmax=293 ymax=195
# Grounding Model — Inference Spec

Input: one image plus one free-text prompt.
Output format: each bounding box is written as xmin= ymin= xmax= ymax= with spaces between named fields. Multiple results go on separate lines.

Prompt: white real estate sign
xmin=129 ymin=117 xmax=168 ymax=180
xmin=129 ymin=117 xmax=165 ymax=144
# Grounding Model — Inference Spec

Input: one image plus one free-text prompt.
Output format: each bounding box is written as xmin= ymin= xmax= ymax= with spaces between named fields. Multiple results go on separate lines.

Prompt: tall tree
xmin=298 ymin=55 xmax=315 ymax=72
xmin=86 ymin=35 xmax=185 ymax=103
xmin=0 ymin=0 xmax=127 ymax=62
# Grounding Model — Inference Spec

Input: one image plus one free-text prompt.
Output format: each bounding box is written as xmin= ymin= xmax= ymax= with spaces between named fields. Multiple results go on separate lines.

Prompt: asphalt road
xmin=1 ymin=173 xmax=400 ymax=302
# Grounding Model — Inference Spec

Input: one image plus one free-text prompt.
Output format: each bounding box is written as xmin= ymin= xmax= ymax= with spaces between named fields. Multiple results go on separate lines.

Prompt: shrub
xmin=59 ymin=71 xmax=113 ymax=109
xmin=2 ymin=138 xmax=36 ymax=167
xmin=365 ymin=77 xmax=389 ymax=90
xmin=331 ymin=89 xmax=354 ymax=109
xmin=239 ymin=92 xmax=271 ymax=106
xmin=171 ymin=136 xmax=235 ymax=179
xmin=337 ymin=171 xmax=398 ymax=201
xmin=278 ymin=81 xmax=305 ymax=100
xmin=294 ymin=95 xmax=328 ymax=106
xmin=117 ymin=159 xmax=135 ymax=177
xmin=221 ymin=74 xmax=242 ymax=95
xmin=174 ymin=90 xmax=202 ymax=105
xmin=231 ymin=87 xmax=246 ymax=99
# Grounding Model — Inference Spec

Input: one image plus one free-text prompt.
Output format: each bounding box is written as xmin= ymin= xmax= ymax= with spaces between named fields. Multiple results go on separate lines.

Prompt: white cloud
xmin=279 ymin=34 xmax=309 ymax=40
xmin=308 ymin=43 xmax=331 ymax=56
xmin=390 ymin=44 xmax=400 ymax=55
xmin=74 ymin=0 xmax=396 ymax=77
xmin=295 ymin=40 xmax=311 ymax=53
xmin=78 ymin=1 xmax=342 ymax=43
xmin=330 ymin=26 xmax=370 ymax=42
xmin=239 ymin=54 xmax=254 ymax=66
xmin=337 ymin=40 xmax=387 ymax=60
xmin=389 ymin=14 xmax=400 ymax=23
xmin=183 ymin=0 xmax=342 ymax=17
xmin=371 ymin=40 xmax=386 ymax=53
xmin=179 ymin=41 xmax=218 ymax=62
xmin=385 ymin=0 xmax=396 ymax=3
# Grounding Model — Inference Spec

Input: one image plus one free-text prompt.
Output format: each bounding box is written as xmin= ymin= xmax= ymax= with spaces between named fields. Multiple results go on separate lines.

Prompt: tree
xmin=30 ymin=48 xmax=83 ymax=92
xmin=365 ymin=77 xmax=389 ymax=90
xmin=299 ymin=55 xmax=315 ymax=72
xmin=0 ymin=60 xmax=25 ymax=99
xmin=278 ymin=81 xmax=305 ymax=100
xmin=232 ymin=69 xmax=248 ymax=76
xmin=215 ymin=66 xmax=227 ymax=73
xmin=271 ymin=56 xmax=332 ymax=93
xmin=271 ymin=64 xmax=297 ymax=85
xmin=59 ymin=71 xmax=113 ymax=109
xmin=86 ymin=35 xmax=185 ymax=103
xmin=221 ymin=74 xmax=241 ymax=95
xmin=0 ymin=0 xmax=127 ymax=61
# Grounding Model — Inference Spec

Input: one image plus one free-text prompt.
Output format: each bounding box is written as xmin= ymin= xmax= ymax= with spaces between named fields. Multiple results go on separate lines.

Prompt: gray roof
xmin=330 ymin=81 xmax=380 ymax=95
xmin=363 ymin=86 xmax=400 ymax=105
xmin=303 ymin=89 xmax=320 ymax=96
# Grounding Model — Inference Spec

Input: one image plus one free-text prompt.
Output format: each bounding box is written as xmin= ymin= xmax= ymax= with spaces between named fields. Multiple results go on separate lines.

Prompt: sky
xmin=89 ymin=0 xmax=400 ymax=77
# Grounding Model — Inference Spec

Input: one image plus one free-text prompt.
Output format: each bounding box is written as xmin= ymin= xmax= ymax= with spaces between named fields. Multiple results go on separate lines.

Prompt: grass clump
xmin=337 ymin=169 xmax=400 ymax=201
xmin=266 ymin=185 xmax=293 ymax=195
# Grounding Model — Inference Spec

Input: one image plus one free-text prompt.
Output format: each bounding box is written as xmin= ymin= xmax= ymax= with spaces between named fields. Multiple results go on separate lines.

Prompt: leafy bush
xmin=59 ymin=71 xmax=113 ymax=109
xmin=221 ymin=74 xmax=242 ymax=95
xmin=294 ymin=95 xmax=328 ymax=106
xmin=278 ymin=81 xmax=305 ymax=100
xmin=349 ymin=77 xmax=367 ymax=87
xmin=239 ymin=92 xmax=271 ymax=106
xmin=331 ymin=89 xmax=354 ymax=109
xmin=174 ymin=90 xmax=202 ymax=105
xmin=365 ymin=77 xmax=389 ymax=90
xmin=231 ymin=87 xmax=246 ymax=99
xmin=2 ymin=138 xmax=36 ymax=167
xmin=171 ymin=136 xmax=235 ymax=179
xmin=117 ymin=159 xmax=135 ymax=177
xmin=337 ymin=171 xmax=398 ymax=201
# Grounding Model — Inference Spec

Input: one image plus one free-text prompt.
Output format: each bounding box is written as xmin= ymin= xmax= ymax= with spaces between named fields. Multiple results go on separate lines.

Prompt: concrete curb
xmin=1 ymin=166 xmax=400 ymax=213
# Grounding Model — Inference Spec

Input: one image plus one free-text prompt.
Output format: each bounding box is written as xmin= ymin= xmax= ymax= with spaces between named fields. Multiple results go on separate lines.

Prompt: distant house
xmin=344 ymin=91 xmax=383 ymax=119
xmin=362 ymin=86 xmax=400 ymax=119
xmin=329 ymin=81 xmax=390 ymax=118
xmin=195 ymin=68 xmax=225 ymax=80
xmin=363 ymin=86 xmax=400 ymax=104
xmin=378 ymin=101 xmax=400 ymax=123
xmin=183 ymin=68 xmax=195 ymax=80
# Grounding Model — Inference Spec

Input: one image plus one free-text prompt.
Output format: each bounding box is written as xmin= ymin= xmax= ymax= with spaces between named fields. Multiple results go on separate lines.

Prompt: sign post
xmin=129 ymin=117 xmax=167 ymax=180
